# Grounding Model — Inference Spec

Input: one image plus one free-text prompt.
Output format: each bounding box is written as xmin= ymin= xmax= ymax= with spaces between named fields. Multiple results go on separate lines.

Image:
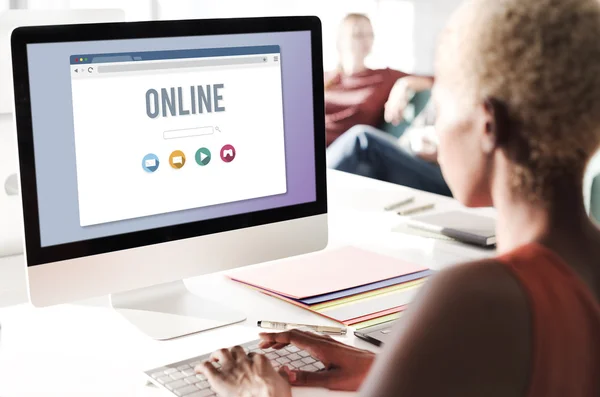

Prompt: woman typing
xmin=196 ymin=0 xmax=600 ymax=395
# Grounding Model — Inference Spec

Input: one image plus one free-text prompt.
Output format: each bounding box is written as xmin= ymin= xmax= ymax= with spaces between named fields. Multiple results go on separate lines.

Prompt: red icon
xmin=220 ymin=144 xmax=236 ymax=163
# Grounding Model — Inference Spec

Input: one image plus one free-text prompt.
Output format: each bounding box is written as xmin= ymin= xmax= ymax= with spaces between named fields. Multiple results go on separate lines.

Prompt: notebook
xmin=408 ymin=211 xmax=496 ymax=247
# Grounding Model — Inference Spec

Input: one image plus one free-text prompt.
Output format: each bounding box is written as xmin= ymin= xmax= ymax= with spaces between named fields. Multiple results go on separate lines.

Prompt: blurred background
xmin=1 ymin=0 xmax=599 ymax=263
xmin=0 ymin=0 xmax=465 ymax=260
xmin=0 ymin=0 xmax=463 ymax=75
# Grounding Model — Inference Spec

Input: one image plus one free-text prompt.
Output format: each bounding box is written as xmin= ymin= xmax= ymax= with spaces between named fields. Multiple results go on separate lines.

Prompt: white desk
xmin=0 ymin=170 xmax=494 ymax=397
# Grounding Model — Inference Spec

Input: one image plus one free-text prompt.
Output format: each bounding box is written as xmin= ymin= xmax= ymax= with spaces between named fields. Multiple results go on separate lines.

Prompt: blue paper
xmin=299 ymin=269 xmax=434 ymax=305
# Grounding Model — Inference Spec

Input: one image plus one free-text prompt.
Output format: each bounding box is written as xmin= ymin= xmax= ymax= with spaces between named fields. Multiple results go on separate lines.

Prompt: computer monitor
xmin=11 ymin=17 xmax=327 ymax=340
xmin=0 ymin=9 xmax=126 ymax=114
xmin=0 ymin=9 xmax=125 ymax=259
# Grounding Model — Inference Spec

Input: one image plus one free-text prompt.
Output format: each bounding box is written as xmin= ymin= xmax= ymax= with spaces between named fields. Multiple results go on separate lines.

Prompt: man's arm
xmin=385 ymin=76 xmax=434 ymax=125
xmin=404 ymin=75 xmax=435 ymax=92
xmin=359 ymin=261 xmax=532 ymax=397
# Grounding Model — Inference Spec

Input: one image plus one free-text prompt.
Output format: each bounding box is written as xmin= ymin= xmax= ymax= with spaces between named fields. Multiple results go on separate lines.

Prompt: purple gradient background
xmin=27 ymin=31 xmax=317 ymax=247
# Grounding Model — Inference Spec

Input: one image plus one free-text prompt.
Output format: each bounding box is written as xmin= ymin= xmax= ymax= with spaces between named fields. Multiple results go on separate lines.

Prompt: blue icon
xmin=142 ymin=153 xmax=160 ymax=173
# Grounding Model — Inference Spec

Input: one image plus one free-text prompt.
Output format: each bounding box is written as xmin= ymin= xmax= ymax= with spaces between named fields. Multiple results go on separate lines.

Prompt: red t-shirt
xmin=324 ymin=68 xmax=408 ymax=146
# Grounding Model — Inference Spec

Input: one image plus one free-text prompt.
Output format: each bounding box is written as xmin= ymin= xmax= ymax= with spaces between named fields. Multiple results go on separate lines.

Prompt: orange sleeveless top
xmin=498 ymin=243 xmax=600 ymax=397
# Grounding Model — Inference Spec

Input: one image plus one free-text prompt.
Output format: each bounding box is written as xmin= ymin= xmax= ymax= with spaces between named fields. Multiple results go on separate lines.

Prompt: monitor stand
xmin=110 ymin=280 xmax=246 ymax=340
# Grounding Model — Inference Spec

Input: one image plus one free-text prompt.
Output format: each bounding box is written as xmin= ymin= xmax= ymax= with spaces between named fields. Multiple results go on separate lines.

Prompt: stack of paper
xmin=229 ymin=247 xmax=433 ymax=328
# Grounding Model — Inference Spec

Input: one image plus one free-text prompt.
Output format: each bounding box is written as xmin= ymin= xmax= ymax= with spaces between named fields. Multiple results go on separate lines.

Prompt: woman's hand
xmin=259 ymin=329 xmax=376 ymax=391
xmin=195 ymin=346 xmax=292 ymax=397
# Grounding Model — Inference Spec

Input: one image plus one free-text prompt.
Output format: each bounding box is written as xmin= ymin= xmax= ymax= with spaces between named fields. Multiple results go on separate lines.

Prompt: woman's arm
xmin=197 ymin=261 xmax=532 ymax=397
xmin=359 ymin=261 xmax=531 ymax=397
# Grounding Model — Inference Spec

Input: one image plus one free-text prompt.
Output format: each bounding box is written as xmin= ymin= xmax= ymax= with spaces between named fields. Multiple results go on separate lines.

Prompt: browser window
xmin=69 ymin=46 xmax=287 ymax=227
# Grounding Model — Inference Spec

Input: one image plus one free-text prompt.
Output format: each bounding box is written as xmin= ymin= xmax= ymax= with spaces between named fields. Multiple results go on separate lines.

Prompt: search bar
xmin=97 ymin=56 xmax=268 ymax=74
xmin=164 ymin=126 xmax=214 ymax=140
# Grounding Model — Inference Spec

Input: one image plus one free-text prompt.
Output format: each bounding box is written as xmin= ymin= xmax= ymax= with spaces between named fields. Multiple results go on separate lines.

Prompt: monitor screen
xmin=25 ymin=31 xmax=317 ymax=247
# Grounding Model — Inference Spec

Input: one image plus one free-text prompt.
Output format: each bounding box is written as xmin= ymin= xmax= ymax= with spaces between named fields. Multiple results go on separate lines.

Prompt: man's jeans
xmin=327 ymin=125 xmax=452 ymax=197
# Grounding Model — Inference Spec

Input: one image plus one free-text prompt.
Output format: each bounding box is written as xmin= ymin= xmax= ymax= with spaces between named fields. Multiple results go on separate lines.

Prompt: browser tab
xmin=91 ymin=55 xmax=134 ymax=64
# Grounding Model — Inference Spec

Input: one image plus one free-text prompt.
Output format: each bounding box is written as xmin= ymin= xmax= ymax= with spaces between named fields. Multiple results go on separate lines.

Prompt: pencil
xmin=398 ymin=203 xmax=435 ymax=216
xmin=384 ymin=197 xmax=415 ymax=211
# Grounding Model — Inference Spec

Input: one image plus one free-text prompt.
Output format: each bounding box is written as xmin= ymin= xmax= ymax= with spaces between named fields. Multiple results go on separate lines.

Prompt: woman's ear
xmin=481 ymin=97 xmax=511 ymax=153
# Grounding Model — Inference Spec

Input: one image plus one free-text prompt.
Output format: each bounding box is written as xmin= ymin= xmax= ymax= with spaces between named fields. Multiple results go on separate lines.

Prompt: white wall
xmin=6 ymin=0 xmax=463 ymax=74
xmin=156 ymin=0 xmax=374 ymax=72
xmin=412 ymin=0 xmax=463 ymax=74
xmin=156 ymin=0 xmax=415 ymax=72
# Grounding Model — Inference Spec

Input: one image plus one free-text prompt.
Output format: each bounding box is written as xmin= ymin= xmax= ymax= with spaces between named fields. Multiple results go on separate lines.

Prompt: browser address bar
xmin=97 ymin=55 xmax=269 ymax=74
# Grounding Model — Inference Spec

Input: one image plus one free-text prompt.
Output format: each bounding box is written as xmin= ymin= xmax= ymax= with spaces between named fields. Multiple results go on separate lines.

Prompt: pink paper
xmin=228 ymin=246 xmax=427 ymax=299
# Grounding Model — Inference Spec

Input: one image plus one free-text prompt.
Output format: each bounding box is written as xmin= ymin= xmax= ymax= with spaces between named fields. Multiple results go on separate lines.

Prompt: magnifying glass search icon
xmin=215 ymin=127 xmax=221 ymax=133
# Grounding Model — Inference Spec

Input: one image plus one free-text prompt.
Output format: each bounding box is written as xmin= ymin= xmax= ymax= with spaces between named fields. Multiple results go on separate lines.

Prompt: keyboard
xmin=144 ymin=338 xmax=325 ymax=397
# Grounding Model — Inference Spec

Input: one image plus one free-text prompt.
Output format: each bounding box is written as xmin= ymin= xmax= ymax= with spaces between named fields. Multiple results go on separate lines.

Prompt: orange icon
xmin=169 ymin=150 xmax=186 ymax=169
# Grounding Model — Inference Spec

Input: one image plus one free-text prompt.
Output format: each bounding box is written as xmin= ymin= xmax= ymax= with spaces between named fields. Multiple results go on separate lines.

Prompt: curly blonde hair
xmin=447 ymin=0 xmax=600 ymax=202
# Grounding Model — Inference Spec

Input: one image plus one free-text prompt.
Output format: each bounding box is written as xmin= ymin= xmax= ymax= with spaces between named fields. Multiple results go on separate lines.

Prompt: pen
xmin=257 ymin=321 xmax=347 ymax=336
xmin=398 ymin=203 xmax=435 ymax=216
xmin=384 ymin=197 xmax=415 ymax=211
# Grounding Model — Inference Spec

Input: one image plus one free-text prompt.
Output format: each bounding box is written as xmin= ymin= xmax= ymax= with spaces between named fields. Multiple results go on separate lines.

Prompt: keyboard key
xmin=187 ymin=390 xmax=214 ymax=397
xmin=298 ymin=350 xmax=310 ymax=358
xmin=301 ymin=357 xmax=316 ymax=365
xmin=175 ymin=384 xmax=199 ymax=396
xmin=270 ymin=360 xmax=279 ymax=368
xmin=151 ymin=369 xmax=169 ymax=379
xmin=166 ymin=380 xmax=188 ymax=390
xmin=196 ymin=374 xmax=207 ymax=381
xmin=165 ymin=368 xmax=178 ymax=375
xmin=286 ymin=345 xmax=300 ymax=353
xmin=276 ymin=357 xmax=291 ymax=365
xmin=291 ymin=360 xmax=304 ymax=368
xmin=190 ymin=361 xmax=203 ymax=368
xmin=182 ymin=368 xmax=196 ymax=376
xmin=301 ymin=364 xmax=319 ymax=372
xmin=178 ymin=364 xmax=191 ymax=371
xmin=315 ymin=361 xmax=326 ymax=370
xmin=197 ymin=380 xmax=210 ymax=389
xmin=184 ymin=376 xmax=200 ymax=384
xmin=170 ymin=372 xmax=186 ymax=381
xmin=266 ymin=353 xmax=279 ymax=360
xmin=248 ymin=344 xmax=259 ymax=350
xmin=287 ymin=353 xmax=301 ymax=361
xmin=157 ymin=375 xmax=172 ymax=384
